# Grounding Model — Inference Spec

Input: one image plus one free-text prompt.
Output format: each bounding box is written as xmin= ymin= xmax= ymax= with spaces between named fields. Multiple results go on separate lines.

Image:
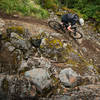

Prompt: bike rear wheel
xmin=69 ymin=30 xmax=83 ymax=39
xmin=48 ymin=21 xmax=62 ymax=31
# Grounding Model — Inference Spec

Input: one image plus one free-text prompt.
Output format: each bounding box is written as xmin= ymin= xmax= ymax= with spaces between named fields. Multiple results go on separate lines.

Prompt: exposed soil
xmin=0 ymin=11 xmax=48 ymax=25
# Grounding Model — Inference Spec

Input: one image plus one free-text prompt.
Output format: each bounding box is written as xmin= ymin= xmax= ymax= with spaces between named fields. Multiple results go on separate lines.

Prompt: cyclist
xmin=61 ymin=13 xmax=84 ymax=35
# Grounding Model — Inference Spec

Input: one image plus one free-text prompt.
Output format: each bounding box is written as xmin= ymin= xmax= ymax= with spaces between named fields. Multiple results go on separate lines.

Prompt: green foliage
xmin=34 ymin=0 xmax=59 ymax=11
xmin=0 ymin=0 xmax=17 ymax=14
xmin=0 ymin=0 xmax=99 ymax=21
xmin=0 ymin=0 xmax=49 ymax=18
xmin=34 ymin=0 xmax=99 ymax=21
xmin=59 ymin=0 xmax=100 ymax=21
xmin=72 ymin=0 xmax=100 ymax=21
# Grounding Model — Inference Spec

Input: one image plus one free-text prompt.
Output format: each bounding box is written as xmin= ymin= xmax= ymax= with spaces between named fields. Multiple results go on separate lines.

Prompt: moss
xmin=31 ymin=32 xmax=48 ymax=39
xmin=56 ymin=11 xmax=66 ymax=16
xmin=6 ymin=26 xmax=24 ymax=35
xmin=66 ymin=59 xmax=78 ymax=65
xmin=66 ymin=44 xmax=73 ymax=54
xmin=45 ymin=38 xmax=63 ymax=49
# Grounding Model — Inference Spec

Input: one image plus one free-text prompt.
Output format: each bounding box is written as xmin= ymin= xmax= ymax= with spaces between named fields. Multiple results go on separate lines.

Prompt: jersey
xmin=61 ymin=13 xmax=79 ymax=26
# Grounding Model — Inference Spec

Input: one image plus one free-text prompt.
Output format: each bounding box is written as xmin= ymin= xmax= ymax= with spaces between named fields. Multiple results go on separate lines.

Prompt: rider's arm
xmin=67 ymin=25 xmax=73 ymax=32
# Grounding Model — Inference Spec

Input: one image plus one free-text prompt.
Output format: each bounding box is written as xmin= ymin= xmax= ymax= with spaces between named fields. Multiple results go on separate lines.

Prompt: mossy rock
xmin=30 ymin=32 xmax=48 ymax=40
xmin=6 ymin=26 xmax=24 ymax=35
xmin=45 ymin=38 xmax=63 ymax=49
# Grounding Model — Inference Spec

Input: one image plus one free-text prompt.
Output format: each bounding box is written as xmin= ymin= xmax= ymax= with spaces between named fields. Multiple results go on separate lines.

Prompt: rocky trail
xmin=0 ymin=13 xmax=100 ymax=100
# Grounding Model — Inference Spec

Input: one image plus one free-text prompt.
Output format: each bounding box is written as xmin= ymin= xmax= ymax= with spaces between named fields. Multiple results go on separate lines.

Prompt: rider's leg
xmin=63 ymin=23 xmax=69 ymax=30
xmin=72 ymin=27 xmax=77 ymax=36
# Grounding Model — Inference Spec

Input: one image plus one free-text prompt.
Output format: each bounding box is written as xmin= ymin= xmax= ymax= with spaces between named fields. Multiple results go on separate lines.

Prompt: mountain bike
xmin=48 ymin=20 xmax=83 ymax=39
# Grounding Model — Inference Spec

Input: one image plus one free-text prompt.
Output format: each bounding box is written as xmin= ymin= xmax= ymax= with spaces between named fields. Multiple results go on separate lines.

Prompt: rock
xmin=41 ymin=83 xmax=100 ymax=100
xmin=71 ymin=83 xmax=100 ymax=100
xmin=63 ymin=43 xmax=67 ymax=48
xmin=8 ymin=46 xmax=15 ymax=52
xmin=14 ymin=49 xmax=22 ymax=61
xmin=4 ymin=42 xmax=12 ymax=47
xmin=23 ymin=48 xmax=35 ymax=60
xmin=82 ymin=47 xmax=87 ymax=52
xmin=59 ymin=68 xmax=79 ymax=87
xmin=38 ymin=57 xmax=52 ymax=69
xmin=41 ymin=38 xmax=47 ymax=45
xmin=27 ymin=57 xmax=40 ymax=68
xmin=25 ymin=68 xmax=51 ymax=92
xmin=49 ymin=95 xmax=72 ymax=100
xmin=27 ymin=57 xmax=52 ymax=69
xmin=0 ymin=75 xmax=36 ymax=100
xmin=18 ymin=60 xmax=29 ymax=73
xmin=87 ymin=65 xmax=98 ymax=75
xmin=69 ymin=52 xmax=81 ymax=62
xmin=10 ymin=32 xmax=31 ymax=50
xmin=82 ymin=75 xmax=100 ymax=85
xmin=0 ymin=75 xmax=6 ymax=90
xmin=0 ymin=18 xmax=5 ymax=31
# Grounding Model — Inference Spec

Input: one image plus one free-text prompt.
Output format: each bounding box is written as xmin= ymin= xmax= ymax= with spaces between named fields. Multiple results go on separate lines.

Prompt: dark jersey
xmin=61 ymin=13 xmax=79 ymax=26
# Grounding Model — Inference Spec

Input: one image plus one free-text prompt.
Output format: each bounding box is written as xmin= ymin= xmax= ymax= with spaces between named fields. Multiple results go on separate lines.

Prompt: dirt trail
xmin=0 ymin=11 xmax=47 ymax=25
xmin=0 ymin=12 xmax=58 ymax=35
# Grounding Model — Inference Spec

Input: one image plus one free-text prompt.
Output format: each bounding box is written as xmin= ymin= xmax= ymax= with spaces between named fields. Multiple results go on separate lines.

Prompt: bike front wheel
xmin=48 ymin=21 xmax=62 ymax=31
xmin=69 ymin=30 xmax=83 ymax=39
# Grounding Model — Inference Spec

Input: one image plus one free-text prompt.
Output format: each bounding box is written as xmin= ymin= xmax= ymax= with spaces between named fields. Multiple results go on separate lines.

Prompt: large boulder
xmin=10 ymin=32 xmax=31 ymax=50
xmin=59 ymin=68 xmax=79 ymax=87
xmin=25 ymin=68 xmax=51 ymax=92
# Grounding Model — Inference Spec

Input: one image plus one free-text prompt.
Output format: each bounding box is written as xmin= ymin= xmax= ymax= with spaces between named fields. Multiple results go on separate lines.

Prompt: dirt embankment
xmin=0 ymin=12 xmax=58 ymax=36
xmin=0 ymin=11 xmax=47 ymax=25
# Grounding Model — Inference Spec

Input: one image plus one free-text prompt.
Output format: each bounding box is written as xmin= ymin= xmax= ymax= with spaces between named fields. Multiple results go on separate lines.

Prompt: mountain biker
xmin=61 ymin=13 xmax=84 ymax=34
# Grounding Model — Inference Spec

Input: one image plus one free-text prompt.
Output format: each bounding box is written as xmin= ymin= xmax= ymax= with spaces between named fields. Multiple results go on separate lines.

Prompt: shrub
xmin=0 ymin=0 xmax=49 ymax=18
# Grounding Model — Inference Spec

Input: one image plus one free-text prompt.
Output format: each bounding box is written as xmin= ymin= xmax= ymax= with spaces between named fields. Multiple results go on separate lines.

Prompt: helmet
xmin=79 ymin=18 xmax=84 ymax=26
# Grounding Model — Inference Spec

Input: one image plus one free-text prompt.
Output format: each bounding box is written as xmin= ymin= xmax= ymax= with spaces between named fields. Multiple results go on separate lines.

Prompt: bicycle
xmin=48 ymin=20 xmax=83 ymax=39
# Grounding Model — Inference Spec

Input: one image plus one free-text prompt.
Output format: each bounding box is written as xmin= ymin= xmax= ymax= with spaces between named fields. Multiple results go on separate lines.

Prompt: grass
xmin=0 ymin=0 xmax=49 ymax=19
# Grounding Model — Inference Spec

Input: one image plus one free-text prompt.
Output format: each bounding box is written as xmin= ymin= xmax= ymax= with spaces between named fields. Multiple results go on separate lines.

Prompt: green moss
xmin=31 ymin=32 xmax=48 ymax=39
xmin=66 ymin=59 xmax=77 ymax=65
xmin=66 ymin=44 xmax=73 ymax=53
xmin=56 ymin=11 xmax=65 ymax=16
xmin=6 ymin=26 xmax=24 ymax=35
xmin=45 ymin=38 xmax=63 ymax=49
